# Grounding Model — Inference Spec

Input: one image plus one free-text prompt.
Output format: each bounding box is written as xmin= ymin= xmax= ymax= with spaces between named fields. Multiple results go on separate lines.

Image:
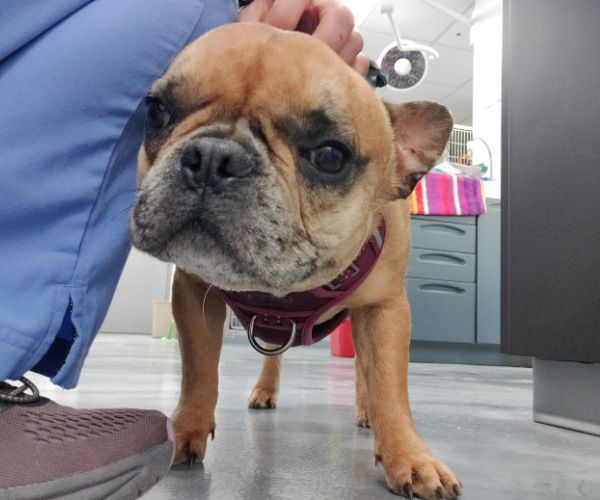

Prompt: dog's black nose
xmin=180 ymin=137 xmax=255 ymax=189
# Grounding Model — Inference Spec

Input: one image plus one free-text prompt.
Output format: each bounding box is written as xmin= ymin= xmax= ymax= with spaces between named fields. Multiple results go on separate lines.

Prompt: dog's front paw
xmin=248 ymin=386 xmax=278 ymax=409
xmin=172 ymin=405 xmax=215 ymax=465
xmin=378 ymin=445 xmax=461 ymax=499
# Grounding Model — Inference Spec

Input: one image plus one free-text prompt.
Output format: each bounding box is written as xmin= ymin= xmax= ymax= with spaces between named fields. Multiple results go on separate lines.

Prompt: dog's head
xmin=129 ymin=23 xmax=452 ymax=295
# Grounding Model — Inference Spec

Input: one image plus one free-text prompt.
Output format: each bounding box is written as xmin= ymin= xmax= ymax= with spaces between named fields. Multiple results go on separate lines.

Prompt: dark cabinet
xmin=501 ymin=0 xmax=600 ymax=362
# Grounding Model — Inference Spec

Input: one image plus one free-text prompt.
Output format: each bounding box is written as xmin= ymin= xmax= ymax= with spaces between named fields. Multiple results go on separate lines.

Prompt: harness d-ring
xmin=247 ymin=315 xmax=297 ymax=356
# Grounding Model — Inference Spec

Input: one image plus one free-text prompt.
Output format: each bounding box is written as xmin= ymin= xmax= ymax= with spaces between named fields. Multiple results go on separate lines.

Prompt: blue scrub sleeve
xmin=0 ymin=0 xmax=238 ymax=388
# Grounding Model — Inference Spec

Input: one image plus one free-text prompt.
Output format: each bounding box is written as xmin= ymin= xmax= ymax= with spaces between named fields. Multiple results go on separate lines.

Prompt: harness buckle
xmin=247 ymin=315 xmax=297 ymax=356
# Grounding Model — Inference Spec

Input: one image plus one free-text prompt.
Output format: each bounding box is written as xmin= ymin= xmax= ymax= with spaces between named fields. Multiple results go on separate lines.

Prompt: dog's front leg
xmin=351 ymin=298 xmax=461 ymax=499
xmin=171 ymin=269 xmax=226 ymax=465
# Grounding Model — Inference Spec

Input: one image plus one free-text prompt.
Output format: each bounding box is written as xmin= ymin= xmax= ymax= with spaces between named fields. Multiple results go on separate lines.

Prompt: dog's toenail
xmin=188 ymin=452 xmax=197 ymax=466
xmin=402 ymin=483 xmax=413 ymax=499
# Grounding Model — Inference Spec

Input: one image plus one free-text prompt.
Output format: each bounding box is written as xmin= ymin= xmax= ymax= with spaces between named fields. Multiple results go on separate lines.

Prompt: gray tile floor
xmin=31 ymin=334 xmax=600 ymax=500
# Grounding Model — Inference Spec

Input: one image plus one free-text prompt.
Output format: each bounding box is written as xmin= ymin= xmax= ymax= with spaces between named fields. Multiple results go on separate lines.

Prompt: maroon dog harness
xmin=216 ymin=219 xmax=386 ymax=356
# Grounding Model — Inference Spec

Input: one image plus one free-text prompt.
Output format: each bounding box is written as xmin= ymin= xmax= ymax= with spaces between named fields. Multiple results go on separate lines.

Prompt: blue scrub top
xmin=0 ymin=0 xmax=238 ymax=388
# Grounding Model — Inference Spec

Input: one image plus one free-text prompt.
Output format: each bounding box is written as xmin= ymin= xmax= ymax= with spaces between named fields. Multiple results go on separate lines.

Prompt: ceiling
xmin=342 ymin=0 xmax=475 ymax=125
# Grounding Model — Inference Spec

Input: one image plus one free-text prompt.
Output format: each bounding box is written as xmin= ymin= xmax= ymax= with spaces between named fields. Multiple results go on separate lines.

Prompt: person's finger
xmin=351 ymin=53 xmax=370 ymax=77
xmin=239 ymin=0 xmax=367 ymax=76
xmin=263 ymin=0 xmax=312 ymax=30
xmin=311 ymin=4 xmax=355 ymax=53
xmin=337 ymin=30 xmax=364 ymax=65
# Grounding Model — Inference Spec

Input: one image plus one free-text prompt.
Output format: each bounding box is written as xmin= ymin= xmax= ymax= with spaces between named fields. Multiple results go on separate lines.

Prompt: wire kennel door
xmin=442 ymin=125 xmax=473 ymax=164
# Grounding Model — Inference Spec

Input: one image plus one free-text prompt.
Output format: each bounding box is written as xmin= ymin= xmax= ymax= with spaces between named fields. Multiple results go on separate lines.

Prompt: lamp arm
xmin=381 ymin=0 xmax=404 ymax=50
xmin=380 ymin=0 xmax=452 ymax=58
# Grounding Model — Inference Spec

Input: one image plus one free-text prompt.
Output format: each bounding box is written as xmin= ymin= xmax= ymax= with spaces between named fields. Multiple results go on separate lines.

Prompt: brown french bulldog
xmin=129 ymin=22 xmax=460 ymax=499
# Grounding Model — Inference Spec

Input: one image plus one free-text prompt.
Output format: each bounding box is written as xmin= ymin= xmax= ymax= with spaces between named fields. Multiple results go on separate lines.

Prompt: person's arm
xmin=238 ymin=0 xmax=369 ymax=75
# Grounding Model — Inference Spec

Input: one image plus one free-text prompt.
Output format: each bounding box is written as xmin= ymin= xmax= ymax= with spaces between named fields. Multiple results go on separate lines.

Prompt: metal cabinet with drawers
xmin=407 ymin=215 xmax=478 ymax=344
xmin=405 ymin=203 xmax=511 ymax=362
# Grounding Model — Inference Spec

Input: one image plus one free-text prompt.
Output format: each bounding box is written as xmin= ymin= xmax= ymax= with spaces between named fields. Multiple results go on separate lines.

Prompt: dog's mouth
xmin=131 ymin=212 xmax=319 ymax=294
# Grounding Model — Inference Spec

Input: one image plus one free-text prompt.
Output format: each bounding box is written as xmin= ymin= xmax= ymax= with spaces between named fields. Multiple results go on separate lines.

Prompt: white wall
xmin=471 ymin=0 xmax=502 ymax=183
xmin=100 ymin=248 xmax=172 ymax=334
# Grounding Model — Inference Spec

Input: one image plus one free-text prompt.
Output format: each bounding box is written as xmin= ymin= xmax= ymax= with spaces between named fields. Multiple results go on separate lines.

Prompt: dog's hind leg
xmin=355 ymin=357 xmax=370 ymax=428
xmin=248 ymin=350 xmax=282 ymax=409
xmin=171 ymin=269 xmax=226 ymax=465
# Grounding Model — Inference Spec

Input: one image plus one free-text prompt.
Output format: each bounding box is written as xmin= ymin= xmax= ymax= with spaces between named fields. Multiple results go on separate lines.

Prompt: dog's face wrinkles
xmin=129 ymin=23 xmax=452 ymax=295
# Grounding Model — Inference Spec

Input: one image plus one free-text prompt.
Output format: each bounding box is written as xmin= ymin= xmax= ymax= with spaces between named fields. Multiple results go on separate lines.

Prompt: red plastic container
xmin=330 ymin=320 xmax=355 ymax=357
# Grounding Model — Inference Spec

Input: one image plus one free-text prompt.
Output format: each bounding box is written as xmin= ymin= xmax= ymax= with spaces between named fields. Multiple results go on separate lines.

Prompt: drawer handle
xmin=418 ymin=253 xmax=465 ymax=266
xmin=418 ymin=284 xmax=466 ymax=294
xmin=419 ymin=223 xmax=466 ymax=236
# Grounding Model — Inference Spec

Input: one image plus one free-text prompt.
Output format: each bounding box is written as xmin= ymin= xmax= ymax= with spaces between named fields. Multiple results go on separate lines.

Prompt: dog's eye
xmin=306 ymin=144 xmax=347 ymax=174
xmin=145 ymin=97 xmax=171 ymax=129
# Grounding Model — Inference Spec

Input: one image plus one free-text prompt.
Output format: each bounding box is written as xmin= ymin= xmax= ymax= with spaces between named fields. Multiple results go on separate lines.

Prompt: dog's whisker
xmin=201 ymin=284 xmax=215 ymax=333
xmin=106 ymin=204 xmax=135 ymax=223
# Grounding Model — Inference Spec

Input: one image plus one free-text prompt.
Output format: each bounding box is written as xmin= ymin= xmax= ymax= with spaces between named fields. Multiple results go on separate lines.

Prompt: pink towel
xmin=409 ymin=172 xmax=487 ymax=216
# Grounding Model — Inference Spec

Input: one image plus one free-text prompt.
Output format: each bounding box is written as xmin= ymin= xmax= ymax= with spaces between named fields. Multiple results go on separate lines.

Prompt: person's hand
xmin=239 ymin=0 xmax=369 ymax=76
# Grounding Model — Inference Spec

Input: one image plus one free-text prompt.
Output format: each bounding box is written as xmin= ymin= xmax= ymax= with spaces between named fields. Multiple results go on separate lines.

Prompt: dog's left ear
xmin=384 ymin=101 xmax=453 ymax=199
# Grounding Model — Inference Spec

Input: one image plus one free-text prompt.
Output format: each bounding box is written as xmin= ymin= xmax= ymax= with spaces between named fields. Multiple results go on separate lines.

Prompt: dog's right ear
xmin=384 ymin=101 xmax=453 ymax=199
